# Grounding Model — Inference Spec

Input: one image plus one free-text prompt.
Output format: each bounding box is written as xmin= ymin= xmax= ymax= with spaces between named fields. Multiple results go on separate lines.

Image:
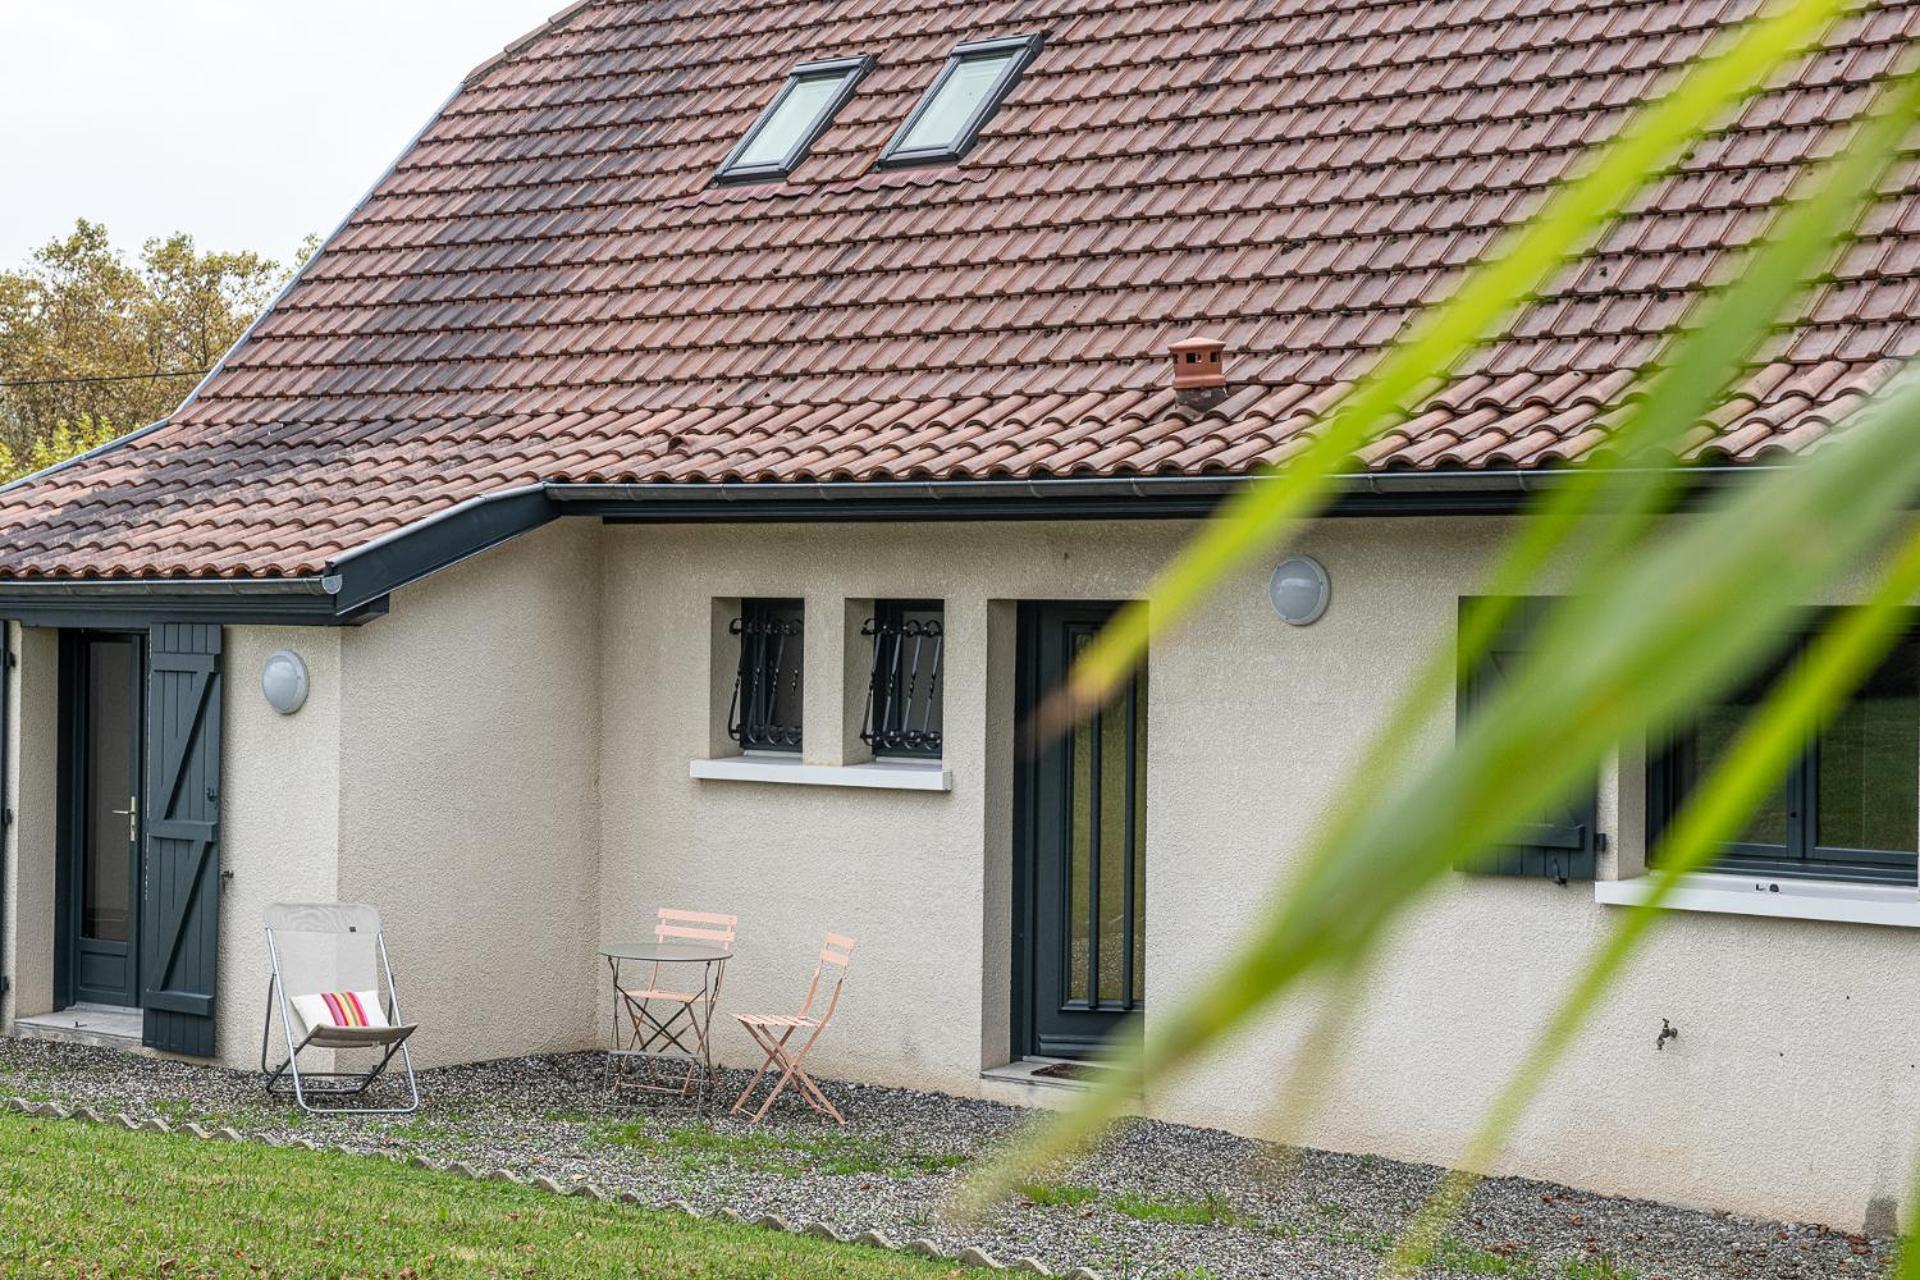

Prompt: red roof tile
xmin=2 ymin=0 xmax=1918 ymax=581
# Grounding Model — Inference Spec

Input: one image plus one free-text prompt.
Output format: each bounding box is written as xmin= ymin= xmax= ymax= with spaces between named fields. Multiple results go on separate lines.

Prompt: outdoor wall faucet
xmin=1656 ymin=1019 xmax=1679 ymax=1051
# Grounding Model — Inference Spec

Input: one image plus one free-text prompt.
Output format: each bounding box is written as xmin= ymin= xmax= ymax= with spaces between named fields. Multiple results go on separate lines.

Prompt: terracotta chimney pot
xmin=1169 ymin=336 xmax=1227 ymax=406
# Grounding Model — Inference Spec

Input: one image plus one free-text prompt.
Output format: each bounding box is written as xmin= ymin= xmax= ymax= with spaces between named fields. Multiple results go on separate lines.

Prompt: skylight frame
xmin=716 ymin=54 xmax=875 ymax=185
xmin=877 ymin=33 xmax=1045 ymax=169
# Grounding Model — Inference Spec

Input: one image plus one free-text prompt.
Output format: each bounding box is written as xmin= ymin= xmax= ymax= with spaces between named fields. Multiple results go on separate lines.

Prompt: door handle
xmin=110 ymin=796 xmax=138 ymax=841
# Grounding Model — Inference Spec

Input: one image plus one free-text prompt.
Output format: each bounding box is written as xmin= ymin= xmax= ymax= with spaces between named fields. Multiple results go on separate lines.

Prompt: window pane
xmin=899 ymin=605 xmax=943 ymax=751
xmin=1131 ymin=666 xmax=1147 ymax=1006
xmin=1096 ymin=678 xmax=1129 ymax=1006
xmin=733 ymin=75 xmax=845 ymax=170
xmin=1067 ymin=629 xmax=1093 ymax=1004
xmin=84 ymin=640 xmax=133 ymax=943
xmin=734 ymin=599 xmax=803 ymax=751
xmin=898 ymin=53 xmax=1016 ymax=153
xmin=1816 ymin=632 xmax=1920 ymax=854
xmin=864 ymin=603 xmax=943 ymax=758
xmin=1674 ymin=660 xmax=1791 ymax=851
xmin=762 ymin=601 xmax=804 ymax=744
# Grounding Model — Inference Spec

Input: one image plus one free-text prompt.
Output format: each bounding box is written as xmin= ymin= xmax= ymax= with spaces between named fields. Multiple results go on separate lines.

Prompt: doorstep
xmin=13 ymin=1003 xmax=144 ymax=1052
xmin=979 ymin=1057 xmax=1143 ymax=1114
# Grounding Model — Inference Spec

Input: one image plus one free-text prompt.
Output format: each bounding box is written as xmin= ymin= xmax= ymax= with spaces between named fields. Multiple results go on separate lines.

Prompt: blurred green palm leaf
xmin=968 ymin=0 xmax=1920 ymax=1256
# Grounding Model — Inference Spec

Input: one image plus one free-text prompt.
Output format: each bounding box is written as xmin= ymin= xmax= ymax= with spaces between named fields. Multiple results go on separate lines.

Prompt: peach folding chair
xmin=731 ymin=933 xmax=857 ymax=1124
xmin=614 ymin=908 xmax=737 ymax=1099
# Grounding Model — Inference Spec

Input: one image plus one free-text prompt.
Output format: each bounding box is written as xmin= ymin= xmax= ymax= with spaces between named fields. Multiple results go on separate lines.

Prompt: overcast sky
xmin=0 ymin=1 xmax=557 ymax=267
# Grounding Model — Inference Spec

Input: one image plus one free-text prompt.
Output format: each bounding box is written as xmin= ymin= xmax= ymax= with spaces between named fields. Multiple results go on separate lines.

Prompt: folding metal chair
xmin=261 ymin=903 xmax=419 ymax=1115
xmin=614 ymin=908 xmax=736 ymax=1098
xmin=731 ymin=933 xmax=855 ymax=1124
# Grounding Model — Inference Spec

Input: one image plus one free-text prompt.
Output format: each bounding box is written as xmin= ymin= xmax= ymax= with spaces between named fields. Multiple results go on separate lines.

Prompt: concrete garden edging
xmin=2 ymin=1096 xmax=1099 ymax=1279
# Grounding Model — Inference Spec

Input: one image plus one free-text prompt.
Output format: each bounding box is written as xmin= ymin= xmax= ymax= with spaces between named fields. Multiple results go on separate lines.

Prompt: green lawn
xmin=0 ymin=1110 xmax=988 ymax=1278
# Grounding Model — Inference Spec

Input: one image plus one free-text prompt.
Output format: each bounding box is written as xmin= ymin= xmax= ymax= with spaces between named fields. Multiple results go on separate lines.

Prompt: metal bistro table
xmin=601 ymin=940 xmax=732 ymax=1106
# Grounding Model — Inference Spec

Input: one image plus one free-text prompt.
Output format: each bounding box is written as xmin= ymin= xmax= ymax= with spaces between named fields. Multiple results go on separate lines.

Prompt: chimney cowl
xmin=1169 ymin=336 xmax=1227 ymax=403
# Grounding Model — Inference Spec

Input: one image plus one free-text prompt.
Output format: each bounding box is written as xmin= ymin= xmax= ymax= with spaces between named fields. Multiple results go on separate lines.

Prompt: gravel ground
xmin=0 ymin=1040 xmax=1893 ymax=1280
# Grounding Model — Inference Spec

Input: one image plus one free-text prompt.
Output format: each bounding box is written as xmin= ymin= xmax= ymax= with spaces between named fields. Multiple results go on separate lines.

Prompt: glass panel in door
xmin=1023 ymin=602 xmax=1147 ymax=1059
xmin=69 ymin=634 xmax=142 ymax=1008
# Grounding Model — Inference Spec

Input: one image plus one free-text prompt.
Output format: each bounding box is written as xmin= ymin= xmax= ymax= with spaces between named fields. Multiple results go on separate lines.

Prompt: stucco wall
xmin=10 ymin=509 xmax=1915 ymax=1229
xmin=598 ymin=516 xmax=1920 ymax=1232
xmin=217 ymin=626 xmax=344 ymax=1068
xmin=335 ymin=519 xmax=604 ymax=1069
xmin=3 ymin=624 xmax=60 ymax=1024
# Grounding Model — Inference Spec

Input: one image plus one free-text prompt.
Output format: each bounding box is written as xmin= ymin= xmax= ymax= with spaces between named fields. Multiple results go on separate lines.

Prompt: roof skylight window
xmin=879 ymin=34 xmax=1044 ymax=168
xmin=717 ymin=55 xmax=873 ymax=184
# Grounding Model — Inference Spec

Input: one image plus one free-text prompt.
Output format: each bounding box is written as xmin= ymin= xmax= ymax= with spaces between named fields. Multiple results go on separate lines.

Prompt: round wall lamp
xmin=1269 ymin=555 xmax=1331 ymax=626
xmin=261 ymin=650 xmax=310 ymax=716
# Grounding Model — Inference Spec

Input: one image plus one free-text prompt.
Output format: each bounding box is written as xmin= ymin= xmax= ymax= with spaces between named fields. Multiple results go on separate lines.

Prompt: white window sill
xmin=688 ymin=756 xmax=952 ymax=792
xmin=1594 ymin=871 xmax=1920 ymax=929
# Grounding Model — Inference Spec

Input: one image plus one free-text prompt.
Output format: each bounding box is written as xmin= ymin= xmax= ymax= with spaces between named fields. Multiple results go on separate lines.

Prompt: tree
xmin=0 ymin=220 xmax=305 ymax=474
xmin=0 ymin=414 xmax=118 ymax=486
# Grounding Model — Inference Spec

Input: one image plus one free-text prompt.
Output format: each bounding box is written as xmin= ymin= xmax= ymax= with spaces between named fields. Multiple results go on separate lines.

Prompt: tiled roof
xmin=2 ymin=0 xmax=1917 ymax=580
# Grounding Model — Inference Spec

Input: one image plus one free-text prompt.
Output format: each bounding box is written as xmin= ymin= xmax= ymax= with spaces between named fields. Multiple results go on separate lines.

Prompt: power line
xmin=0 ymin=368 xmax=208 ymax=390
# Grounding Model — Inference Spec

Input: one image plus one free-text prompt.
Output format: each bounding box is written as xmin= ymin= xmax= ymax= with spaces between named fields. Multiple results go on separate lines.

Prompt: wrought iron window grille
xmin=729 ymin=601 xmax=804 ymax=752
xmin=861 ymin=603 xmax=944 ymax=758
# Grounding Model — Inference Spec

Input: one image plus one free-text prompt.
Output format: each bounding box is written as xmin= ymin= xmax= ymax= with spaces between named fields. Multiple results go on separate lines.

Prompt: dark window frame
xmin=716 ymin=55 xmax=874 ymax=185
xmin=1647 ymin=617 xmax=1920 ymax=886
xmin=860 ymin=600 xmax=944 ymax=759
xmin=728 ymin=599 xmax=805 ymax=753
xmin=877 ymin=33 xmax=1044 ymax=168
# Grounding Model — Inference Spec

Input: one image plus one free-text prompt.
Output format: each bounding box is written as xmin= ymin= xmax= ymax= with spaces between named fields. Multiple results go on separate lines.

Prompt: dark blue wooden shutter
xmin=1456 ymin=598 xmax=1598 ymax=882
xmin=141 ymin=624 xmax=222 ymax=1056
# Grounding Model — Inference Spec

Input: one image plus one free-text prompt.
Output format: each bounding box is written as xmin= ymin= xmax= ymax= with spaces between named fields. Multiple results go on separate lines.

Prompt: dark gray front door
xmin=63 ymin=632 xmax=144 ymax=1008
xmin=1014 ymin=602 xmax=1147 ymax=1060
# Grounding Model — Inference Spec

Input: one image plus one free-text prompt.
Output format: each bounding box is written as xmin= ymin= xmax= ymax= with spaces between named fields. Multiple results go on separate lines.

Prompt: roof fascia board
xmin=0 ymin=483 xmax=560 ymax=625
xmin=323 ymin=485 xmax=560 ymax=615
xmin=0 ymin=584 xmax=387 ymax=629
xmin=552 ymin=466 xmax=1776 ymax=522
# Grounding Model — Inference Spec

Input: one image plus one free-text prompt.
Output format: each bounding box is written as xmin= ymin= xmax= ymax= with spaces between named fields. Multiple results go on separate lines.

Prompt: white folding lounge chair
xmin=261 ymin=902 xmax=419 ymax=1115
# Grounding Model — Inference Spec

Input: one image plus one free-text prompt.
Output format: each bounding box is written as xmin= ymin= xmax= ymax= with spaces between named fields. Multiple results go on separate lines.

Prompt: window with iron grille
xmin=861 ymin=601 xmax=944 ymax=759
xmin=729 ymin=599 xmax=804 ymax=752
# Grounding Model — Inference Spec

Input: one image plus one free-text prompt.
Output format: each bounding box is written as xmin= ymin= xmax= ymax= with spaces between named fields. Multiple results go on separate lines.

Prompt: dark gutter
xmin=0 ymin=579 xmax=387 ymax=629
xmin=551 ymin=466 xmax=1775 ymax=522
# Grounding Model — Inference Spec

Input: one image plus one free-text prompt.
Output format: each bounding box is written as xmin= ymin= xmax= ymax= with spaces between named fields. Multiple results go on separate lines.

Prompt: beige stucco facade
xmin=594 ymin=516 xmax=1920 ymax=1233
xmin=5 ymin=513 xmax=1918 ymax=1232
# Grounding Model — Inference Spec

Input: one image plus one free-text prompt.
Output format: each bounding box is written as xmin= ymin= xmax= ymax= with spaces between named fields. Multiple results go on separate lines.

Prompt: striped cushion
xmin=290 ymin=990 xmax=389 ymax=1034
